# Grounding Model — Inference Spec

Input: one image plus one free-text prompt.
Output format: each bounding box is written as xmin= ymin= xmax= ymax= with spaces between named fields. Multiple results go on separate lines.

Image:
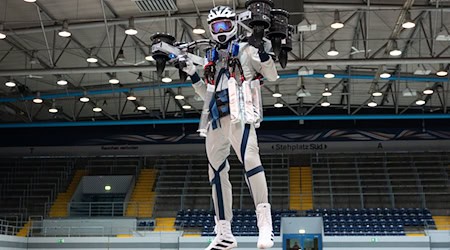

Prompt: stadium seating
xmin=306 ymin=208 xmax=435 ymax=236
xmin=153 ymin=155 xmax=290 ymax=217
xmin=175 ymin=208 xmax=297 ymax=236
xmin=0 ymin=159 xmax=74 ymax=231
xmin=311 ymin=153 xmax=450 ymax=211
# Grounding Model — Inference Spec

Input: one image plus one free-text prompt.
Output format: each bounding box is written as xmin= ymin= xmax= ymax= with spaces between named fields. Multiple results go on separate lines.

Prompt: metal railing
xmin=44 ymin=201 xmax=156 ymax=218
xmin=0 ymin=219 xmax=19 ymax=236
xmin=0 ymin=217 xmax=174 ymax=237
xmin=68 ymin=202 xmax=126 ymax=217
xmin=1 ymin=216 xmax=448 ymax=238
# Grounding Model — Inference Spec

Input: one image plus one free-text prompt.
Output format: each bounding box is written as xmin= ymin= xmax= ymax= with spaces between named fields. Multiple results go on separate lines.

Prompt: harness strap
xmin=209 ymin=160 xmax=228 ymax=220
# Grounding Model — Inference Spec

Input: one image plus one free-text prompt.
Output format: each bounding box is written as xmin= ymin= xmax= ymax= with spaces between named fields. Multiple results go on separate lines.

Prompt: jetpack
xmin=242 ymin=0 xmax=293 ymax=68
xmin=151 ymin=33 xmax=211 ymax=82
xmin=150 ymin=0 xmax=293 ymax=80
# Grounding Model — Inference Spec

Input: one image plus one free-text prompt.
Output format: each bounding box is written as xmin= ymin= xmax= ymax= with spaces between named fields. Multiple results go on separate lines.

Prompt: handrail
xmin=41 ymin=201 xmax=158 ymax=218
xmin=0 ymin=222 xmax=181 ymax=237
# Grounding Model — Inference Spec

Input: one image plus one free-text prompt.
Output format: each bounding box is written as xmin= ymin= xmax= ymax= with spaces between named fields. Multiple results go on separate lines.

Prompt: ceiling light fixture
xmin=58 ymin=20 xmax=71 ymax=38
xmin=109 ymin=73 xmax=120 ymax=84
xmin=5 ymin=79 xmax=16 ymax=88
xmin=136 ymin=72 xmax=144 ymax=82
xmin=29 ymin=51 xmax=39 ymax=65
xmin=86 ymin=49 xmax=98 ymax=63
xmin=93 ymin=106 xmax=102 ymax=112
xmin=125 ymin=17 xmax=138 ymax=36
xmin=24 ymin=0 xmax=36 ymax=2
xmin=193 ymin=16 xmax=206 ymax=34
xmin=162 ymin=73 xmax=172 ymax=83
xmin=436 ymin=64 xmax=448 ymax=77
xmin=127 ymin=92 xmax=137 ymax=101
xmin=274 ymin=98 xmax=283 ymax=108
xmin=79 ymin=93 xmax=90 ymax=103
xmin=56 ymin=77 xmax=68 ymax=86
xmin=371 ymin=83 xmax=383 ymax=97
xmin=367 ymin=98 xmax=378 ymax=107
xmin=137 ymin=104 xmax=147 ymax=111
xmin=0 ymin=24 xmax=6 ymax=40
xmin=117 ymin=49 xmax=126 ymax=61
xmin=86 ymin=56 xmax=98 ymax=63
xmin=322 ymin=84 xmax=332 ymax=97
xmin=380 ymin=72 xmax=391 ymax=79
xmin=321 ymin=97 xmax=331 ymax=107
xmin=331 ymin=10 xmax=344 ymax=29
xmin=415 ymin=98 xmax=426 ymax=106
xmin=182 ymin=103 xmax=192 ymax=110
xmin=402 ymin=11 xmax=415 ymax=29
xmin=389 ymin=40 xmax=402 ymax=56
xmin=33 ymin=92 xmax=43 ymax=104
xmin=327 ymin=39 xmax=339 ymax=56
xmin=175 ymin=88 xmax=185 ymax=100
xmin=324 ymin=66 xmax=335 ymax=79
xmin=272 ymin=85 xmax=282 ymax=98
xmin=48 ymin=102 xmax=58 ymax=113
xmin=379 ymin=66 xmax=391 ymax=79
xmin=423 ymin=86 xmax=434 ymax=95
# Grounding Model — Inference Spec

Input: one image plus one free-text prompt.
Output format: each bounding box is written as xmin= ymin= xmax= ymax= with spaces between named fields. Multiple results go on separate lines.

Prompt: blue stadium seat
xmin=179 ymin=208 xmax=434 ymax=237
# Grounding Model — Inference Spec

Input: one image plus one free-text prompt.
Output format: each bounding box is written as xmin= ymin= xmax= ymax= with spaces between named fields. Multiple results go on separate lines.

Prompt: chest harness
xmin=197 ymin=41 xmax=264 ymax=137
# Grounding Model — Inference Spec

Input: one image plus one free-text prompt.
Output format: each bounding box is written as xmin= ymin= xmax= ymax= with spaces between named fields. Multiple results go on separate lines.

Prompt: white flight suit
xmin=191 ymin=43 xmax=278 ymax=221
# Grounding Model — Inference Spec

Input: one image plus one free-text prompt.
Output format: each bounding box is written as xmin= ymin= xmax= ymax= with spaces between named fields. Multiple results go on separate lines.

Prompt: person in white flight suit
xmin=179 ymin=5 xmax=279 ymax=249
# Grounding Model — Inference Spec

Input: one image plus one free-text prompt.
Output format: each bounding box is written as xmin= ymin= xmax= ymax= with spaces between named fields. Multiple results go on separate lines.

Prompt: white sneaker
xmin=205 ymin=218 xmax=237 ymax=250
xmin=256 ymin=203 xmax=274 ymax=249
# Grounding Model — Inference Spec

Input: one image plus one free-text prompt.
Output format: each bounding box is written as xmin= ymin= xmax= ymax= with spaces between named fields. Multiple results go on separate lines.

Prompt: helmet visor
xmin=210 ymin=20 xmax=234 ymax=34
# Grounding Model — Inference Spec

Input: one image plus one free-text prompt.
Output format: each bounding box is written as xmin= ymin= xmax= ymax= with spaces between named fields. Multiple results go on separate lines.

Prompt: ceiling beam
xmin=351 ymin=81 xmax=391 ymax=115
xmin=0 ymin=47 xmax=14 ymax=64
xmin=1 ymin=57 xmax=450 ymax=76
xmin=304 ymin=12 xmax=358 ymax=60
xmin=304 ymin=80 xmax=344 ymax=115
xmin=3 ymin=113 xmax=450 ymax=128
xmin=263 ymin=85 xmax=300 ymax=116
xmin=8 ymin=5 xmax=450 ymax=36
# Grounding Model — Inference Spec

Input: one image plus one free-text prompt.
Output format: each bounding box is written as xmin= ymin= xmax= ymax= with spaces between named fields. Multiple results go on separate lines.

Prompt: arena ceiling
xmin=0 ymin=0 xmax=450 ymax=125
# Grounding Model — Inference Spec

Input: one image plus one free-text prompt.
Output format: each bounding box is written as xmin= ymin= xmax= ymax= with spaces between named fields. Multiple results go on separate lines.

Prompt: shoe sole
xmin=207 ymin=241 xmax=237 ymax=250
xmin=257 ymin=242 xmax=274 ymax=249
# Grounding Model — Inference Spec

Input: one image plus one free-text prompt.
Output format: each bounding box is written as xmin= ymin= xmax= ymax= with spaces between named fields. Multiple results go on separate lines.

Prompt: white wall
xmin=0 ymin=235 xmax=27 ymax=249
xmin=82 ymin=176 xmax=133 ymax=194
xmin=427 ymin=230 xmax=450 ymax=250
xmin=179 ymin=236 xmax=283 ymax=250
xmin=322 ymin=236 xmax=431 ymax=250
xmin=42 ymin=218 xmax=137 ymax=236
xmin=1 ymin=231 xmax=449 ymax=250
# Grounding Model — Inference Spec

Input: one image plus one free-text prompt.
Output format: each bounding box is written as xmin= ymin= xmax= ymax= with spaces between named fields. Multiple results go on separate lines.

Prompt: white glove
xmin=178 ymin=55 xmax=197 ymax=76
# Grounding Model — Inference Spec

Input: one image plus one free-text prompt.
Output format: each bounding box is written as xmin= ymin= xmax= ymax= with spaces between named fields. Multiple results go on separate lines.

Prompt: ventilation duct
xmin=132 ymin=0 xmax=178 ymax=12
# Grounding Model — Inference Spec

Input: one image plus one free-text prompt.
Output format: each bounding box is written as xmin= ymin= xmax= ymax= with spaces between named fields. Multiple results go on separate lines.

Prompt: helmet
xmin=207 ymin=6 xmax=237 ymax=44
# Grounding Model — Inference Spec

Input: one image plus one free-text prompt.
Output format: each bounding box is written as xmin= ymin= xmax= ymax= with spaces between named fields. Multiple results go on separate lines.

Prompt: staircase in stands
xmin=433 ymin=216 xmax=450 ymax=230
xmin=289 ymin=166 xmax=313 ymax=211
xmin=154 ymin=217 xmax=176 ymax=232
xmin=125 ymin=169 xmax=157 ymax=218
xmin=48 ymin=169 xmax=88 ymax=217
